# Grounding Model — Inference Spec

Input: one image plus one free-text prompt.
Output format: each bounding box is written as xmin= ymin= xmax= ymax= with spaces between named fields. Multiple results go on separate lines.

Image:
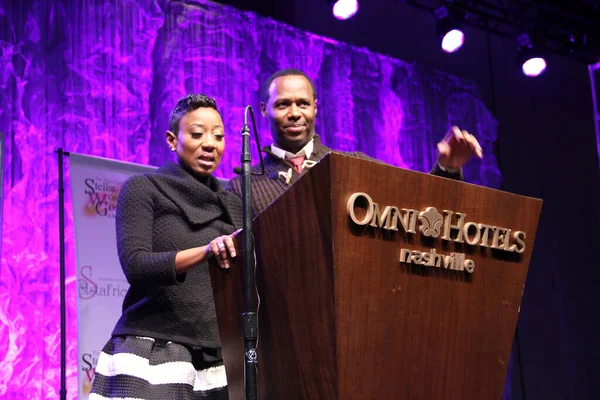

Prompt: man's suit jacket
xmin=225 ymin=134 xmax=461 ymax=216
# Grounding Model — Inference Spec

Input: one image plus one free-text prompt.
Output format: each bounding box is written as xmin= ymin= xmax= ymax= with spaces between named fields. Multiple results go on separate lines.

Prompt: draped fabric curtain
xmin=0 ymin=0 xmax=500 ymax=397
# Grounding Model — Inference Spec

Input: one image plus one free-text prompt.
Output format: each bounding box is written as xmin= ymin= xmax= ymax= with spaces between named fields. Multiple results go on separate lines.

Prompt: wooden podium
xmin=210 ymin=153 xmax=542 ymax=400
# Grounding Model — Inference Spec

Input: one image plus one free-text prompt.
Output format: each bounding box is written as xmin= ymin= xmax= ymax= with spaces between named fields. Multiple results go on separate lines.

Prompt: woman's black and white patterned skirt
xmin=90 ymin=336 xmax=229 ymax=400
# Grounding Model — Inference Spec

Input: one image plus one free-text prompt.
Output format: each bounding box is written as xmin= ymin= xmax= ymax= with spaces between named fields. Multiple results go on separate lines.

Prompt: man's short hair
xmin=261 ymin=68 xmax=317 ymax=104
xmin=168 ymin=93 xmax=218 ymax=134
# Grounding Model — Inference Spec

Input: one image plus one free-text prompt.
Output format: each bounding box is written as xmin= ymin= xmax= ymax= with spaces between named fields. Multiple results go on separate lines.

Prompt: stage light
xmin=435 ymin=6 xmax=465 ymax=53
xmin=330 ymin=0 xmax=359 ymax=20
xmin=441 ymin=29 xmax=465 ymax=53
xmin=517 ymin=33 xmax=548 ymax=77
xmin=521 ymin=57 xmax=547 ymax=77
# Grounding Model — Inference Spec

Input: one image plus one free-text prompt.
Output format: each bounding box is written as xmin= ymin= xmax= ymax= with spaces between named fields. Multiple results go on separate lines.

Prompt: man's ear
xmin=314 ymin=98 xmax=318 ymax=115
xmin=166 ymin=131 xmax=177 ymax=151
xmin=260 ymin=102 xmax=267 ymax=117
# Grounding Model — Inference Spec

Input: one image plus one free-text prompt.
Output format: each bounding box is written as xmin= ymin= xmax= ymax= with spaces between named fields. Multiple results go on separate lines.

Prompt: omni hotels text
xmin=347 ymin=192 xmax=527 ymax=274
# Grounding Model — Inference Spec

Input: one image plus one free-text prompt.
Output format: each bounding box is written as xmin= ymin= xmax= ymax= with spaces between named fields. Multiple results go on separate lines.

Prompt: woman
xmin=90 ymin=94 xmax=241 ymax=400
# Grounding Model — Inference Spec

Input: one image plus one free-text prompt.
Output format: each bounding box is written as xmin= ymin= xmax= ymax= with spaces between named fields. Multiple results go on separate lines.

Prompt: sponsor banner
xmin=69 ymin=154 xmax=156 ymax=398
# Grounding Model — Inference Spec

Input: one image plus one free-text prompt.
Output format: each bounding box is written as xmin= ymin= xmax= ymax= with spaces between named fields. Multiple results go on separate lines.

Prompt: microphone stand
xmin=239 ymin=105 xmax=264 ymax=400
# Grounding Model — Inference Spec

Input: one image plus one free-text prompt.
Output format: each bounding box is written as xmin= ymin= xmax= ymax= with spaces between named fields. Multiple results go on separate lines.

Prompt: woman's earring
xmin=171 ymin=147 xmax=176 ymax=152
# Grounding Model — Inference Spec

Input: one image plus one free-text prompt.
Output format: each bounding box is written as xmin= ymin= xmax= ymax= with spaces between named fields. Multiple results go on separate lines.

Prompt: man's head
xmin=260 ymin=69 xmax=318 ymax=153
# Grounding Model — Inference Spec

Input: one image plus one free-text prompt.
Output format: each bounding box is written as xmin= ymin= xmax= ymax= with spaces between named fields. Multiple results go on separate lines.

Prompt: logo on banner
xmin=81 ymin=350 xmax=99 ymax=395
xmin=78 ymin=265 xmax=128 ymax=299
xmin=83 ymin=177 xmax=122 ymax=218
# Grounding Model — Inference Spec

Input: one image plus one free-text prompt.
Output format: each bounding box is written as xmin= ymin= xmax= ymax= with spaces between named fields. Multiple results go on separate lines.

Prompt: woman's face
xmin=167 ymin=107 xmax=225 ymax=177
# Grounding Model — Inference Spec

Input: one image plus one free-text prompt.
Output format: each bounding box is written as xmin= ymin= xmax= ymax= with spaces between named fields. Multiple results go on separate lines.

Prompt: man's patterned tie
xmin=286 ymin=155 xmax=306 ymax=173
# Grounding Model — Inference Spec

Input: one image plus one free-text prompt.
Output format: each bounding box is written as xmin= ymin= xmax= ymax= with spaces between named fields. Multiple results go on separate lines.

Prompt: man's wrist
xmin=437 ymin=161 xmax=461 ymax=174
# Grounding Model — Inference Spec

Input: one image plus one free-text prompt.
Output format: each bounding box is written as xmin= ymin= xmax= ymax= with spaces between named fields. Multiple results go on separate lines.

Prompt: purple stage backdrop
xmin=0 ymin=0 xmax=500 ymax=398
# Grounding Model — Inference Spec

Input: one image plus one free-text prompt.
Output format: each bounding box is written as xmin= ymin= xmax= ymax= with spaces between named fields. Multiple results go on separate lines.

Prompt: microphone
xmin=233 ymin=106 xmax=265 ymax=176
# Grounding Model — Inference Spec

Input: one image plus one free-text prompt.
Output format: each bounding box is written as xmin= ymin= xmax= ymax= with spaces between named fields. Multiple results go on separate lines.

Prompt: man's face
xmin=261 ymin=75 xmax=317 ymax=153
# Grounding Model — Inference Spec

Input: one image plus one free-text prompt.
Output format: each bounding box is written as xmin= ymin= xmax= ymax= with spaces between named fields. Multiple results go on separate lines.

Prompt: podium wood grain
xmin=210 ymin=153 xmax=542 ymax=400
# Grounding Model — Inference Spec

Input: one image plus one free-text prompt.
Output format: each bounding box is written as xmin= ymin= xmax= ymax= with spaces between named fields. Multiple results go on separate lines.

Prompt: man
xmin=226 ymin=68 xmax=483 ymax=215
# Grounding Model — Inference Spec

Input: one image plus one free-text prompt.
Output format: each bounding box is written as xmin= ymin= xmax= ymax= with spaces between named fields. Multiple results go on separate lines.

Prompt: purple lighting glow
xmin=332 ymin=0 xmax=359 ymax=20
xmin=441 ymin=29 xmax=465 ymax=53
xmin=522 ymin=57 xmax=547 ymax=77
xmin=0 ymin=0 xmax=501 ymax=397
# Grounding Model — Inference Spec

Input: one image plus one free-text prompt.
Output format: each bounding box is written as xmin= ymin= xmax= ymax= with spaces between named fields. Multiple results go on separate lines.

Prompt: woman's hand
xmin=206 ymin=229 xmax=241 ymax=269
